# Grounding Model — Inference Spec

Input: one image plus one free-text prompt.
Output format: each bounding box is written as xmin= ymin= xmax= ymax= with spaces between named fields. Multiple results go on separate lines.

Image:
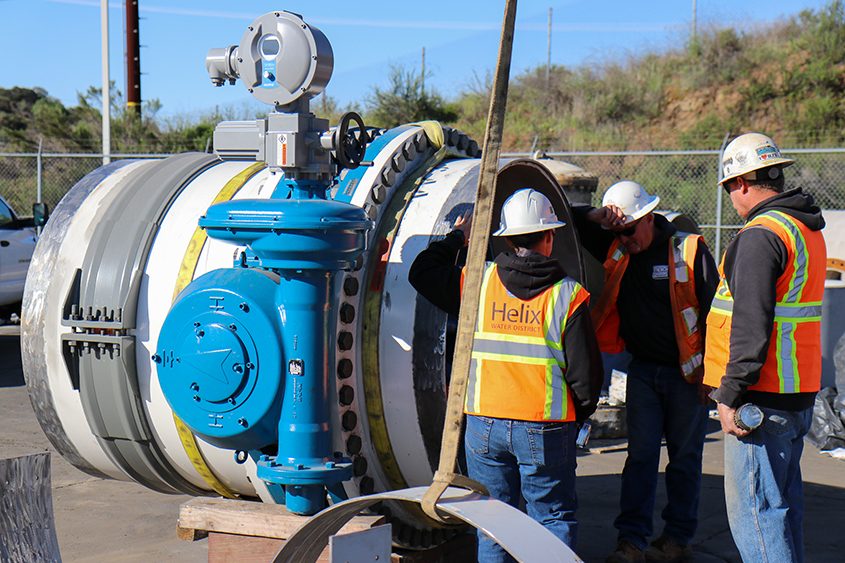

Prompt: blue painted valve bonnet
xmin=199 ymin=199 xmax=373 ymax=271
xmin=155 ymin=268 xmax=284 ymax=450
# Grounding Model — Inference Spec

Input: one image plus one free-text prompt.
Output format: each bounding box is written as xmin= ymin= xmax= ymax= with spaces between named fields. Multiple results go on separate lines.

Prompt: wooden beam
xmin=178 ymin=498 xmax=383 ymax=541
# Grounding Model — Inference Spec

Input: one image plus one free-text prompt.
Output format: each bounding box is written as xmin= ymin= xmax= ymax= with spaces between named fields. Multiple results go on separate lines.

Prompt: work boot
xmin=645 ymin=535 xmax=693 ymax=562
xmin=606 ymin=540 xmax=646 ymax=563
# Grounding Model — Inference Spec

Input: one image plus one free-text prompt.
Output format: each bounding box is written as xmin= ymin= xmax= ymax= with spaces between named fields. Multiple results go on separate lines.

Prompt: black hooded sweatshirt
xmin=709 ymin=188 xmax=826 ymax=411
xmin=408 ymin=230 xmax=604 ymax=422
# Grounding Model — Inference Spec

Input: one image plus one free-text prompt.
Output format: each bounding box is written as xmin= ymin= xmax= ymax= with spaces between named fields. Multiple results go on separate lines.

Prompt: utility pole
xmin=691 ymin=0 xmax=697 ymax=44
xmin=546 ymin=7 xmax=552 ymax=89
xmin=421 ymin=46 xmax=426 ymax=96
xmin=101 ymin=0 xmax=111 ymax=165
xmin=126 ymin=0 xmax=141 ymax=117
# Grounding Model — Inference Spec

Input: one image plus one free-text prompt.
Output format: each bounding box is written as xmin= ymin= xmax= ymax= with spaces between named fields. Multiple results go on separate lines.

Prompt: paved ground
xmin=1 ymin=333 xmax=843 ymax=562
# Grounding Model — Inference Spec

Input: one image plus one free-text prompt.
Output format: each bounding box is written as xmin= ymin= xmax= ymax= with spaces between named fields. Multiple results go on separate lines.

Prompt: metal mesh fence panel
xmin=509 ymin=149 xmax=845 ymax=257
xmin=2 ymin=149 xmax=844 ymax=256
xmin=0 ymin=155 xmax=38 ymax=216
xmin=0 ymin=154 xmax=164 ymax=217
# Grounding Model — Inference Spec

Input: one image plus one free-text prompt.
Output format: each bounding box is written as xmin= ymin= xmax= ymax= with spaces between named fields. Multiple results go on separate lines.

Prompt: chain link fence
xmin=0 ymin=152 xmax=167 ymax=219
xmin=507 ymin=148 xmax=845 ymax=257
xmin=2 ymin=148 xmax=844 ymax=257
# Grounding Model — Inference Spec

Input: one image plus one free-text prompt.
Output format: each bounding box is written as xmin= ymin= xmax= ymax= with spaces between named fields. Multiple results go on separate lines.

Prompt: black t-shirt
xmin=573 ymin=207 xmax=718 ymax=367
xmin=616 ymin=224 xmax=679 ymax=365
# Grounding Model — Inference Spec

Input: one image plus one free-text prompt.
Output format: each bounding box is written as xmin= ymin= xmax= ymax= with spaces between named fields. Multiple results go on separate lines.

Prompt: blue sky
xmin=0 ymin=0 xmax=830 ymax=120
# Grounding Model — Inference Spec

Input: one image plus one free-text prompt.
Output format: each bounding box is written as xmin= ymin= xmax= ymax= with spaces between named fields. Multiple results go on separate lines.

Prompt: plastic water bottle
xmin=734 ymin=403 xmax=764 ymax=431
xmin=576 ymin=420 xmax=592 ymax=449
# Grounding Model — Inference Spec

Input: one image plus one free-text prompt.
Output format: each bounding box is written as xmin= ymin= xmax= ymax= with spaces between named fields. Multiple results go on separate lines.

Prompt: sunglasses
xmin=617 ymin=221 xmax=640 ymax=237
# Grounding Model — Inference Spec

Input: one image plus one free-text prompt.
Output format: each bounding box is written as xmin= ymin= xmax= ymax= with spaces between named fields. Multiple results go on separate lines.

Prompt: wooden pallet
xmin=177 ymin=497 xmax=477 ymax=562
xmin=177 ymin=497 xmax=384 ymax=562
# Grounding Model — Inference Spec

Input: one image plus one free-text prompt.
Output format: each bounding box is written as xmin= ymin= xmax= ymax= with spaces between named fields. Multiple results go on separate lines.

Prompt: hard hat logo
xmin=757 ymin=145 xmax=781 ymax=161
xmin=493 ymin=188 xmax=566 ymax=237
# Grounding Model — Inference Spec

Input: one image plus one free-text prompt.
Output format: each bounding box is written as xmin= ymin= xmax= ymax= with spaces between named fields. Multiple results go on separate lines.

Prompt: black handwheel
xmin=334 ymin=111 xmax=368 ymax=170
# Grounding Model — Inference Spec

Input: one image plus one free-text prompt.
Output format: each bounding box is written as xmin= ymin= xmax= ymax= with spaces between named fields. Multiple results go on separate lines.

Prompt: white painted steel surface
xmin=135 ymin=161 xmax=273 ymax=492
xmin=276 ymin=486 xmax=582 ymax=563
xmin=378 ymin=159 xmax=478 ymax=486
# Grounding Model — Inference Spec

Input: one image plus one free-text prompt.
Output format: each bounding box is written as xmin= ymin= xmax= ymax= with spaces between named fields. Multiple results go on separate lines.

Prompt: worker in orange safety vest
xmin=704 ymin=132 xmax=826 ymax=563
xmin=409 ymin=188 xmax=603 ymax=561
xmin=571 ymin=180 xmax=718 ymax=563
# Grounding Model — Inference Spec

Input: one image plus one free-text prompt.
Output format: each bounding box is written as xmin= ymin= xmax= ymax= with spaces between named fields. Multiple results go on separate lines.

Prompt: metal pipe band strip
xmin=170 ymin=161 xmax=267 ymax=498
xmin=71 ymin=153 xmax=219 ymax=495
xmin=22 ymin=161 xmax=137 ymax=480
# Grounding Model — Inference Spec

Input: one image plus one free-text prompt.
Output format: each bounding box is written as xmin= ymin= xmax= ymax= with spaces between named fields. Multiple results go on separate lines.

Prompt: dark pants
xmin=614 ymin=359 xmax=708 ymax=549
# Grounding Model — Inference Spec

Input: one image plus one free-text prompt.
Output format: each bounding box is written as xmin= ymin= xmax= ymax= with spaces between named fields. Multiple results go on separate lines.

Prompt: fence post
xmin=36 ymin=138 xmax=43 ymax=237
xmin=714 ymin=133 xmax=731 ymax=259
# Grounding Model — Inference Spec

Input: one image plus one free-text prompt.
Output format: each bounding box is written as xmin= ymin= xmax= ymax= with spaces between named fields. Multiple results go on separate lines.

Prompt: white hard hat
xmin=601 ymin=180 xmax=660 ymax=225
xmin=719 ymin=132 xmax=793 ymax=185
xmin=493 ymin=188 xmax=565 ymax=236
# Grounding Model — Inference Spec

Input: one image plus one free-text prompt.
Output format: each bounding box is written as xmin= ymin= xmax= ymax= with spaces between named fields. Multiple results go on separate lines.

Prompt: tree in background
xmin=365 ymin=65 xmax=457 ymax=128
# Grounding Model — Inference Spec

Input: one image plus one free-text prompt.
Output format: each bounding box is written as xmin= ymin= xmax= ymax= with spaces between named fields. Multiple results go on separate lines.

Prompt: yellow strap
xmin=170 ymin=161 xmax=266 ymax=498
xmin=410 ymin=120 xmax=445 ymax=149
xmin=421 ymin=0 xmax=517 ymax=525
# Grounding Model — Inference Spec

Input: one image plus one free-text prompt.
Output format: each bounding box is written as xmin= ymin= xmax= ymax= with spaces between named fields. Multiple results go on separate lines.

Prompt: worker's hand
xmin=716 ymin=402 xmax=750 ymax=437
xmin=454 ymin=211 xmax=473 ymax=246
xmin=587 ymin=205 xmax=626 ymax=229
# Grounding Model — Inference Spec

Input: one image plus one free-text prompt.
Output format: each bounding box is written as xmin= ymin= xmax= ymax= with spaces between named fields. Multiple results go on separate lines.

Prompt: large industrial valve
xmin=21 ymin=8 xmax=591 ymax=544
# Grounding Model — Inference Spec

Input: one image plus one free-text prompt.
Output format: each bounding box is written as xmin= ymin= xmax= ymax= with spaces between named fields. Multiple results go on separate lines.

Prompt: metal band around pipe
xmin=170 ymin=161 xmax=266 ymax=498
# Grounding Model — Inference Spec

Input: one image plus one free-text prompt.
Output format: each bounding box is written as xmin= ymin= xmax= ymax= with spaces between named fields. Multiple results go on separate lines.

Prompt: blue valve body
xmin=157 ymin=193 xmax=370 ymax=515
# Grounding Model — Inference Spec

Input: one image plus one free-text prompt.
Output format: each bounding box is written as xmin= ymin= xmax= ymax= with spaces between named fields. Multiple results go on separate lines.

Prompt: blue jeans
xmin=724 ymin=405 xmax=812 ymax=563
xmin=464 ymin=414 xmax=578 ymax=563
xmin=614 ymin=359 xmax=708 ymax=549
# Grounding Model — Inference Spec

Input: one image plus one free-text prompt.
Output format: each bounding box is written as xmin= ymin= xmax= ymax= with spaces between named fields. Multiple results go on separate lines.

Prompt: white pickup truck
xmin=0 ymin=195 xmax=38 ymax=309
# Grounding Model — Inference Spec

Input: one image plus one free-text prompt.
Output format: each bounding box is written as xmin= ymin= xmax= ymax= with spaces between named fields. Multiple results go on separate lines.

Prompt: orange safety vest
xmin=462 ymin=263 xmax=589 ymax=422
xmin=591 ymin=234 xmax=705 ymax=382
xmin=703 ymin=210 xmax=826 ymax=394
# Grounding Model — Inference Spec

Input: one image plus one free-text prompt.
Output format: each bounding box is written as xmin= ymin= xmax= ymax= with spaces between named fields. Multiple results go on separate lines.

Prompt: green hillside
xmin=449 ymin=0 xmax=845 ymax=150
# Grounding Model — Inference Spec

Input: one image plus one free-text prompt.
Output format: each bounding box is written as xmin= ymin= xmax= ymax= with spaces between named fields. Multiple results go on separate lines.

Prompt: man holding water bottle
xmin=704 ymin=132 xmax=827 ymax=562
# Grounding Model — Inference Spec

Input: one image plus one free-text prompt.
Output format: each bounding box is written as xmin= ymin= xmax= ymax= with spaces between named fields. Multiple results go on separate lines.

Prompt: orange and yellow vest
xmin=463 ymin=263 xmax=590 ymax=422
xmin=703 ymin=210 xmax=825 ymax=393
xmin=591 ymin=234 xmax=705 ymax=382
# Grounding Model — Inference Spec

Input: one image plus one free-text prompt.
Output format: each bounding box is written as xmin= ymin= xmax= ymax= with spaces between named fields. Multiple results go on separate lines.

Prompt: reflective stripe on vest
xmin=703 ymin=210 xmax=825 ymax=394
xmin=592 ymin=233 xmax=705 ymax=380
xmin=465 ymin=263 xmax=587 ymax=421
